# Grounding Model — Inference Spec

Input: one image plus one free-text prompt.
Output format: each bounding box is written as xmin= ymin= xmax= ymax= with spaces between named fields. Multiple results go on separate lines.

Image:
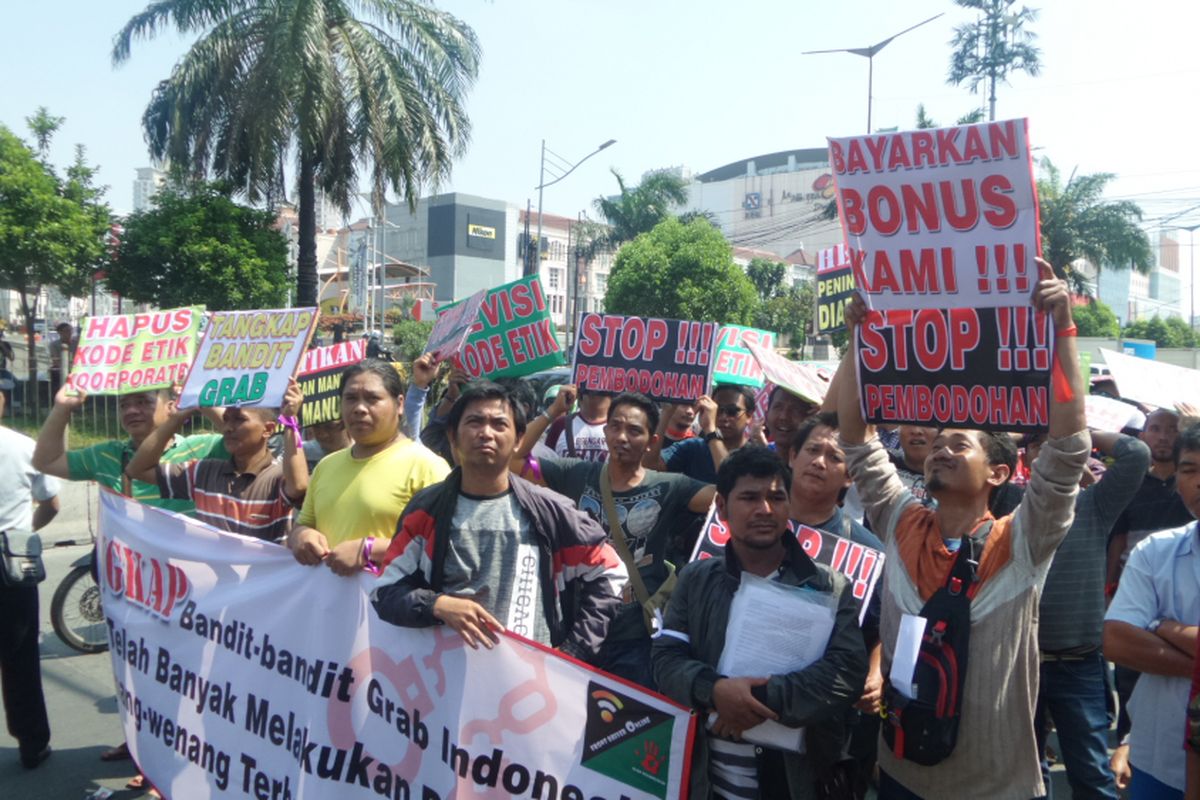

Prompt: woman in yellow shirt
xmin=287 ymin=360 xmax=449 ymax=575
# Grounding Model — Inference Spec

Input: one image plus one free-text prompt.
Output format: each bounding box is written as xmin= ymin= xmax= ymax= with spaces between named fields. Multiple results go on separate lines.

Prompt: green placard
xmin=68 ymin=307 xmax=205 ymax=394
xmin=712 ymin=325 xmax=777 ymax=388
xmin=439 ymin=275 xmax=567 ymax=379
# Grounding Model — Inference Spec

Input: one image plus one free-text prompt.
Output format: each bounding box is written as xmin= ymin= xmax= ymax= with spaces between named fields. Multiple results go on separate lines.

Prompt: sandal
xmin=100 ymin=742 xmax=132 ymax=762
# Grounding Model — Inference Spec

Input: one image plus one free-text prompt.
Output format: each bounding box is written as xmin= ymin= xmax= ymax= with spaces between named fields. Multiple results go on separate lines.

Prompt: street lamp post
xmin=530 ymin=138 xmax=616 ymax=277
xmin=803 ymin=14 xmax=943 ymax=133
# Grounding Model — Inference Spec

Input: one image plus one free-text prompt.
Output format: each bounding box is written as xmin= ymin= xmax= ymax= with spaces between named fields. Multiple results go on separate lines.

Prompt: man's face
xmin=579 ymin=391 xmax=610 ymax=421
xmin=899 ymin=426 xmax=938 ymax=466
xmin=766 ymin=390 xmax=814 ymax=448
xmin=669 ymin=403 xmax=697 ymax=432
xmin=119 ymin=392 xmax=170 ymax=440
xmin=604 ymin=403 xmax=655 ymax=467
xmin=713 ymin=388 xmax=750 ymax=439
xmin=717 ymin=473 xmax=790 ymax=551
xmin=1141 ymin=410 xmax=1180 ymax=463
xmin=1176 ymin=447 xmax=1200 ymax=520
xmin=789 ymin=425 xmax=850 ymax=503
xmin=925 ymin=429 xmax=1007 ymax=498
xmin=450 ymin=397 xmax=518 ymax=471
xmin=222 ymin=407 xmax=272 ymax=458
xmin=308 ymin=419 xmax=350 ymax=452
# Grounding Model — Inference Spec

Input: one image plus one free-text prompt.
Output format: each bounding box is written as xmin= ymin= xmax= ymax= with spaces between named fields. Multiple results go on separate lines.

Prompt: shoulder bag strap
xmin=564 ymin=412 xmax=578 ymax=458
xmin=599 ymin=464 xmax=651 ymax=605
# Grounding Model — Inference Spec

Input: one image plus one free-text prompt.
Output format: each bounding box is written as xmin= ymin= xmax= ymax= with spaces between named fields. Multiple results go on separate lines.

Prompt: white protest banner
xmin=688 ymin=502 xmax=882 ymax=625
xmin=69 ymin=307 xmax=204 ymax=394
xmin=828 ymin=119 xmax=1039 ymax=311
xmin=424 ymin=289 xmax=487 ymax=363
xmin=180 ymin=308 xmax=318 ymax=408
xmin=746 ymin=342 xmax=828 ymax=405
xmin=1084 ymin=393 xmax=1144 ymax=433
xmin=1099 ymin=347 xmax=1200 ymax=410
xmin=99 ymin=492 xmax=695 ymax=800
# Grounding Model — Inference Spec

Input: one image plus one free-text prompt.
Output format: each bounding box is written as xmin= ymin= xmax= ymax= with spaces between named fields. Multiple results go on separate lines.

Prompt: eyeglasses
xmin=716 ymin=404 xmax=746 ymax=417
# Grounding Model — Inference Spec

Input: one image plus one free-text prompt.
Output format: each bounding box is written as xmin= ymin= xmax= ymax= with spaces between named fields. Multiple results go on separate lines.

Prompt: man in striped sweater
xmin=835 ymin=260 xmax=1091 ymax=799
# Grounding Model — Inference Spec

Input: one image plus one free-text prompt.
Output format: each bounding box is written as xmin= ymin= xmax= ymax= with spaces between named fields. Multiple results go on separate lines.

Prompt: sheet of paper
xmin=714 ymin=573 xmax=838 ymax=752
xmin=889 ymin=613 xmax=927 ymax=699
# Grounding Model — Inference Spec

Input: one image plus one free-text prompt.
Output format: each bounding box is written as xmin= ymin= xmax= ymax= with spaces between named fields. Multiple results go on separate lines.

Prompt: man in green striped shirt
xmin=33 ymin=385 xmax=226 ymax=514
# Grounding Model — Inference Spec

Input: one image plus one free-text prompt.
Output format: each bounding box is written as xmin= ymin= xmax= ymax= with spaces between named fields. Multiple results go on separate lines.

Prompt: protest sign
xmin=68 ymin=307 xmax=204 ymax=394
xmin=180 ymin=308 xmax=318 ymax=408
xmin=712 ymin=325 xmax=777 ymax=387
xmin=746 ymin=342 xmax=829 ymax=405
xmin=99 ymin=491 xmax=695 ymax=800
xmin=572 ymin=313 xmax=718 ymax=403
xmin=296 ymin=340 xmax=367 ymax=427
xmin=441 ymin=276 xmax=567 ymax=380
xmin=828 ymin=119 xmax=1039 ymax=311
xmin=816 ymin=244 xmax=856 ymax=334
xmin=1084 ymin=394 xmax=1144 ymax=433
xmin=424 ymin=288 xmax=487 ymax=364
xmin=1099 ymin=347 xmax=1200 ymax=409
xmin=689 ymin=503 xmax=883 ymax=625
xmin=855 ymin=306 xmax=1052 ymax=432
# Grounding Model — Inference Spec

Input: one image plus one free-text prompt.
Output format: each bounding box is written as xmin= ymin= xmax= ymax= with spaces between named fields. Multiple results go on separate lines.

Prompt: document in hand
xmin=713 ymin=573 xmax=838 ymax=752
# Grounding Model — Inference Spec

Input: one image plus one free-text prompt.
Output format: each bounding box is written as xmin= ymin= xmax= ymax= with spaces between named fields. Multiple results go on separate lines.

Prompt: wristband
xmin=277 ymin=414 xmax=303 ymax=447
xmin=362 ymin=536 xmax=381 ymax=575
xmin=1055 ymin=324 xmax=1077 ymax=338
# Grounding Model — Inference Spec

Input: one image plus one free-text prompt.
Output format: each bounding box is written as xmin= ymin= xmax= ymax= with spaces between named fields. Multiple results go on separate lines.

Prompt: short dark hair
xmin=495 ymin=377 xmax=538 ymax=423
xmin=969 ymin=430 xmax=1019 ymax=495
xmin=340 ymin=358 xmax=403 ymax=398
xmin=608 ymin=392 xmax=659 ymax=433
xmin=447 ymin=380 xmax=528 ymax=439
xmin=716 ymin=445 xmax=789 ymax=498
xmin=713 ymin=383 xmax=755 ymax=414
xmin=1174 ymin=422 xmax=1200 ymax=466
xmin=790 ymin=411 xmax=840 ymax=455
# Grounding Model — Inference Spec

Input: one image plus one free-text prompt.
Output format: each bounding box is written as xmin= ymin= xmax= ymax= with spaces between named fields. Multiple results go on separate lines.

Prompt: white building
xmin=132 ymin=167 xmax=166 ymax=212
xmin=1094 ymin=230 xmax=1185 ymax=325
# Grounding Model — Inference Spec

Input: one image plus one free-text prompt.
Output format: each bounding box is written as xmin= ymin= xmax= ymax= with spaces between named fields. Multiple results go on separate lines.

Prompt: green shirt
xmin=66 ymin=433 xmax=227 ymax=514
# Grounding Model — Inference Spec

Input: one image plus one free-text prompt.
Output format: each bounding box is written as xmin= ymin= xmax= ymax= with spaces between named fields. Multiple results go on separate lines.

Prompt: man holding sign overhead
xmin=835 ymin=259 xmax=1090 ymax=800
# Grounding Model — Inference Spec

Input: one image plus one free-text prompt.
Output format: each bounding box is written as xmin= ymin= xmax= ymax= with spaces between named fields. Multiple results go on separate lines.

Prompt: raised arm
xmin=1084 ymin=432 xmax=1149 ymax=522
xmin=1034 ymin=258 xmax=1086 ymax=440
xmin=125 ymin=407 xmax=194 ymax=485
xmin=32 ymin=384 xmax=88 ymax=478
xmin=404 ymin=353 xmax=437 ymax=441
xmin=279 ymin=378 xmax=309 ymax=502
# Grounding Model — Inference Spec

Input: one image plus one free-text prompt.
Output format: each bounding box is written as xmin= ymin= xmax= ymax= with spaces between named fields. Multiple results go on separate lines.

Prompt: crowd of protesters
xmin=1 ymin=261 xmax=1198 ymax=800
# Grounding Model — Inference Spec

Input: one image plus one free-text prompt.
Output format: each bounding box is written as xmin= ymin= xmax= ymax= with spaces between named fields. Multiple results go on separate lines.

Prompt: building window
xmin=548 ymin=269 xmax=560 ymax=291
xmin=595 ymin=272 xmax=607 ymax=293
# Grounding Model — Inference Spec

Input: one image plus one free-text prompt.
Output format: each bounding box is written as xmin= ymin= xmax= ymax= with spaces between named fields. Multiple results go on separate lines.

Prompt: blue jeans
xmin=1129 ymin=766 xmax=1184 ymax=800
xmin=1034 ymin=652 xmax=1118 ymax=799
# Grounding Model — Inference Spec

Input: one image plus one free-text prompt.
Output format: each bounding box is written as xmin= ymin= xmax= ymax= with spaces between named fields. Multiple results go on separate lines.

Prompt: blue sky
xmin=5 ymin=1 xmax=1198 ymax=234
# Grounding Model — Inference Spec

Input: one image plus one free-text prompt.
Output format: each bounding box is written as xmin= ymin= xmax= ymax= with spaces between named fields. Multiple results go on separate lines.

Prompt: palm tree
xmin=113 ymin=0 xmax=480 ymax=307
xmin=1037 ymin=158 xmax=1153 ymax=298
xmin=594 ymin=168 xmax=689 ymax=247
xmin=947 ymin=0 xmax=1041 ymax=121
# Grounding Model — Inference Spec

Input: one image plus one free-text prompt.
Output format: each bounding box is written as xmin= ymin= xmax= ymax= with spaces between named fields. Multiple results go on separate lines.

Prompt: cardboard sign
xmin=689 ymin=504 xmax=883 ymax=625
xmin=571 ymin=313 xmax=717 ymax=403
xmin=828 ymin=119 xmax=1039 ymax=311
xmin=424 ymin=288 xmax=487 ymax=363
xmin=856 ymin=306 xmax=1052 ymax=433
xmin=746 ymin=342 xmax=829 ymax=405
xmin=816 ymin=244 xmax=856 ymax=334
xmin=180 ymin=308 xmax=318 ymax=408
xmin=712 ymin=325 xmax=777 ymax=387
xmin=1084 ymin=393 xmax=1145 ymax=433
xmin=441 ymin=275 xmax=567 ymax=380
xmin=295 ymin=340 xmax=367 ymax=427
xmin=68 ymin=307 xmax=204 ymax=394
xmin=1099 ymin=347 xmax=1200 ymax=410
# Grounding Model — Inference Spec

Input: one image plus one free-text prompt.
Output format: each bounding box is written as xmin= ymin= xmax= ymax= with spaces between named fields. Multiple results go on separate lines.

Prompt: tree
xmin=605 ymin=218 xmax=757 ymax=325
xmin=113 ymin=0 xmax=480 ymax=308
xmin=106 ymin=183 xmax=290 ymax=311
xmin=391 ymin=319 xmax=434 ymax=362
xmin=755 ymin=281 xmax=816 ymax=357
xmin=914 ymin=103 xmax=986 ymax=129
xmin=1122 ymin=316 xmax=1197 ymax=348
xmin=594 ymin=169 xmax=689 ymax=247
xmin=0 ymin=124 xmax=108 ymax=391
xmin=25 ymin=107 xmax=64 ymax=158
xmin=1072 ymin=299 xmax=1120 ymax=338
xmin=745 ymin=258 xmax=787 ymax=302
xmin=1037 ymin=158 xmax=1153 ymax=296
xmin=947 ymin=0 xmax=1041 ymax=121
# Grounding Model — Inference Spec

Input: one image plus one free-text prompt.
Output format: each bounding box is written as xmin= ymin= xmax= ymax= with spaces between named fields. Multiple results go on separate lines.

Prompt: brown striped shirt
xmin=156 ymin=453 xmax=293 ymax=542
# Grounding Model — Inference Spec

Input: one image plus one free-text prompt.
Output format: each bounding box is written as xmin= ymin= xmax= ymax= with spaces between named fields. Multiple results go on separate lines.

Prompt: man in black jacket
xmin=653 ymin=446 xmax=868 ymax=799
xmin=371 ymin=381 xmax=627 ymax=660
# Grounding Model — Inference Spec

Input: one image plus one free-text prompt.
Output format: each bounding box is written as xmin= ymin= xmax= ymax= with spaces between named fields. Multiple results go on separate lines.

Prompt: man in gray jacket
xmin=653 ymin=446 xmax=868 ymax=799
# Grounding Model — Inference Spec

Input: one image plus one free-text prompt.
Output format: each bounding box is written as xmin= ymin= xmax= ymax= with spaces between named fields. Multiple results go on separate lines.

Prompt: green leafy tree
xmin=25 ymin=107 xmax=64 ymax=158
xmin=755 ymin=281 xmax=816 ymax=357
xmin=914 ymin=103 xmax=986 ymax=129
xmin=391 ymin=319 xmax=434 ymax=363
xmin=106 ymin=184 xmax=290 ymax=310
xmin=1071 ymin=299 xmax=1120 ymax=338
xmin=113 ymin=0 xmax=480 ymax=307
xmin=1037 ymin=158 xmax=1153 ymax=297
xmin=605 ymin=218 xmax=757 ymax=325
xmin=745 ymin=258 xmax=787 ymax=301
xmin=0 ymin=124 xmax=108 ymax=388
xmin=594 ymin=169 xmax=689 ymax=247
xmin=1122 ymin=316 xmax=1196 ymax=348
xmin=947 ymin=0 xmax=1041 ymax=120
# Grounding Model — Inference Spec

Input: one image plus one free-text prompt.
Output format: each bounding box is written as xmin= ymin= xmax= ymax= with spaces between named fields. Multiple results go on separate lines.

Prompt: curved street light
xmin=529 ymin=138 xmax=616 ymax=276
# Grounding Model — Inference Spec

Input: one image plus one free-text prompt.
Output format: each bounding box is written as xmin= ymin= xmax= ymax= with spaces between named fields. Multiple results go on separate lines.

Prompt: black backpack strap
xmin=564 ymin=412 xmax=578 ymax=458
xmin=944 ymin=519 xmax=992 ymax=600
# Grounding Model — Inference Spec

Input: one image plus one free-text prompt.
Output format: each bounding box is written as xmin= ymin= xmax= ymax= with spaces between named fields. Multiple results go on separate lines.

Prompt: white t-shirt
xmin=0 ymin=426 xmax=60 ymax=530
xmin=535 ymin=413 xmax=609 ymax=462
